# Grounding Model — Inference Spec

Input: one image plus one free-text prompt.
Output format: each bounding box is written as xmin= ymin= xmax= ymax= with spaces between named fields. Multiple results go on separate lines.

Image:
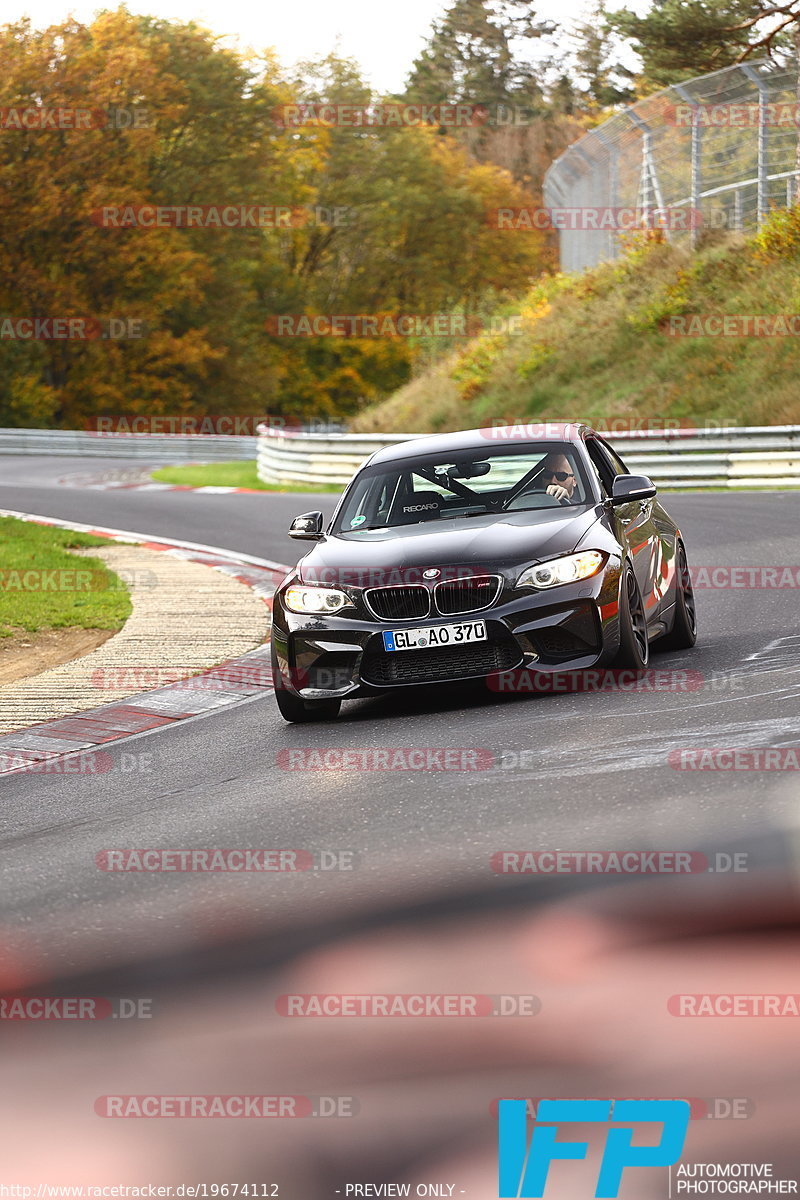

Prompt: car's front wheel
xmin=614 ymin=562 xmax=649 ymax=669
xmin=274 ymin=685 xmax=341 ymax=723
xmin=271 ymin=641 xmax=342 ymax=723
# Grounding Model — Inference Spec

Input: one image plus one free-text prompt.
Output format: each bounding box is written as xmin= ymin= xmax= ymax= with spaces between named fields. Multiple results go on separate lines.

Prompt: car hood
xmin=297 ymin=506 xmax=604 ymax=584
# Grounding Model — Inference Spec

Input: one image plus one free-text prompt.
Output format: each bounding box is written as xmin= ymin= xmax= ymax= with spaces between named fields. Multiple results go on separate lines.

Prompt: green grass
xmin=0 ymin=517 xmax=132 ymax=637
xmin=351 ymin=215 xmax=800 ymax=435
xmin=151 ymin=460 xmax=343 ymax=493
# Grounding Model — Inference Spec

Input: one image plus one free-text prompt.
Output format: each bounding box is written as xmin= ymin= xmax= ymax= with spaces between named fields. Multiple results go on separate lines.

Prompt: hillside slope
xmin=351 ymin=213 xmax=800 ymax=434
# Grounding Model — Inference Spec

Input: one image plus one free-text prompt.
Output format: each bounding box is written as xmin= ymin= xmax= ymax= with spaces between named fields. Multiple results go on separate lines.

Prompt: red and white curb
xmin=0 ymin=509 xmax=291 ymax=777
xmin=57 ymin=468 xmax=262 ymax=494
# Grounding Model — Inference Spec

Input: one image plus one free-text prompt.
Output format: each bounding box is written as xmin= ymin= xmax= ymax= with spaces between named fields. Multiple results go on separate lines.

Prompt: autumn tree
xmin=0 ymin=16 xmax=553 ymax=427
xmin=405 ymin=0 xmax=554 ymax=117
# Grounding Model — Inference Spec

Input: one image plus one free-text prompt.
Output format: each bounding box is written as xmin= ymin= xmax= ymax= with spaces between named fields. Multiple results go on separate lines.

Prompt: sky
xmin=11 ymin=0 xmax=603 ymax=93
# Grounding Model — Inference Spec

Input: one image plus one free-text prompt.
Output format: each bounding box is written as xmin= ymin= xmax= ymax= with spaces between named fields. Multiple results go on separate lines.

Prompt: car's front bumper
xmin=271 ymin=561 xmax=625 ymax=700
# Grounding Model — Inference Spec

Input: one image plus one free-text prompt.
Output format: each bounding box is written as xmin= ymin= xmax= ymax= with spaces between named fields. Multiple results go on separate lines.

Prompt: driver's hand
xmin=546 ymin=483 xmax=570 ymax=502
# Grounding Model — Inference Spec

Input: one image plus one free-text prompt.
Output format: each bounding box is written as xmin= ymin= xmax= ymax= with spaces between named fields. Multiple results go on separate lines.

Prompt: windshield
xmin=333 ymin=441 xmax=594 ymax=533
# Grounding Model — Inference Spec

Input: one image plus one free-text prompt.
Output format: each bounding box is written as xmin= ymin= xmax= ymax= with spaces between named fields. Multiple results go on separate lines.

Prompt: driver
xmin=541 ymin=453 xmax=577 ymax=502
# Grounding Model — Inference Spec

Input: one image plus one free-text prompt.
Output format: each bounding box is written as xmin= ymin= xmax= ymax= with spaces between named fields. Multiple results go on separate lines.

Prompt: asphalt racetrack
xmin=2 ymin=454 xmax=799 ymax=979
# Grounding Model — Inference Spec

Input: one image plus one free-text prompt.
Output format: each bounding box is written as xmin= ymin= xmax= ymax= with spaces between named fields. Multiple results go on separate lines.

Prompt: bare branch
xmin=734 ymin=12 xmax=800 ymax=56
xmin=722 ymin=1 xmax=800 ymax=33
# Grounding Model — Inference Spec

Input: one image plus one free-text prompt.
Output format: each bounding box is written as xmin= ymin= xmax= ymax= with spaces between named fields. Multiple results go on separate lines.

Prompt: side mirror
xmin=289 ymin=511 xmax=324 ymax=540
xmin=608 ymin=475 xmax=657 ymax=506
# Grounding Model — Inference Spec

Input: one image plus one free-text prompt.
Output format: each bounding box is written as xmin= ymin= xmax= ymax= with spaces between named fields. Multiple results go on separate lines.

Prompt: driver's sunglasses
xmin=543 ymin=470 xmax=574 ymax=482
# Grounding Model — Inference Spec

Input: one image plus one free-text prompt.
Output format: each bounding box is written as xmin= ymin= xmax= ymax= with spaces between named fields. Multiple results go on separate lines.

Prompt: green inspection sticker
xmin=350 ymin=515 xmax=366 ymax=526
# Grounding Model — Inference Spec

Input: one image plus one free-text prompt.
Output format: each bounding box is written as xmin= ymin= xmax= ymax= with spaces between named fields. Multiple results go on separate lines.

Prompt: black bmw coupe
xmin=270 ymin=424 xmax=697 ymax=721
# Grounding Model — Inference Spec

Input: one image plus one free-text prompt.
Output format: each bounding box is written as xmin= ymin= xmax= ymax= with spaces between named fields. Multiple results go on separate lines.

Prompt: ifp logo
xmin=498 ymin=1098 xmax=690 ymax=1197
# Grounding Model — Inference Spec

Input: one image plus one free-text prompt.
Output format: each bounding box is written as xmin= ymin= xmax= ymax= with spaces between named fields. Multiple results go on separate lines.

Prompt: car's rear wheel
xmin=615 ymin=562 xmax=649 ymax=669
xmin=661 ymin=541 xmax=697 ymax=650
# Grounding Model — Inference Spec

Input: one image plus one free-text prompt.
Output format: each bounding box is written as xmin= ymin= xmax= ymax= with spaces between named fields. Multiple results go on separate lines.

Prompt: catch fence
xmin=543 ymin=59 xmax=800 ymax=271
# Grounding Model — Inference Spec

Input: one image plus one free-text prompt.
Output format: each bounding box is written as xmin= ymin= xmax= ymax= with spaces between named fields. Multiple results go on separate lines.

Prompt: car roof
xmin=366 ymin=423 xmax=590 ymax=466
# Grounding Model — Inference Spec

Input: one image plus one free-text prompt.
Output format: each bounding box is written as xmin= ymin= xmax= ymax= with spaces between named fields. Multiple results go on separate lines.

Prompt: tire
xmin=271 ymin=642 xmax=341 ymax=722
xmin=274 ymin=684 xmax=341 ymax=723
xmin=660 ymin=541 xmax=697 ymax=650
xmin=614 ymin=562 xmax=649 ymax=669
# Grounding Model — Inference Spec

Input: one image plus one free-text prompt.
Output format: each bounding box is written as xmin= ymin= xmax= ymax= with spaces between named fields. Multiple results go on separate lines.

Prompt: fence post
xmin=629 ymin=111 xmax=668 ymax=236
xmin=592 ymin=128 xmax=618 ymax=261
xmin=674 ymin=83 xmax=702 ymax=247
xmin=740 ymin=64 xmax=768 ymax=226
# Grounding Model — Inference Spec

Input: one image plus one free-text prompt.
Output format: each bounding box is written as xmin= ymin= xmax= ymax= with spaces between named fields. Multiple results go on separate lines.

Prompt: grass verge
xmin=150 ymin=461 xmax=342 ymax=493
xmin=351 ymin=216 xmax=800 ymax=435
xmin=0 ymin=516 xmax=132 ymax=637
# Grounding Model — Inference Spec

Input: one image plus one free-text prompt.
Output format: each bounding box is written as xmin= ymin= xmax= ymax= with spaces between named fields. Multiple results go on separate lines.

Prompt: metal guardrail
xmin=0 ymin=428 xmax=257 ymax=461
xmin=2 ymin=424 xmax=797 ymax=488
xmin=257 ymin=424 xmax=800 ymax=490
xmin=256 ymin=429 xmax=426 ymax=486
xmin=543 ymin=59 xmax=800 ymax=272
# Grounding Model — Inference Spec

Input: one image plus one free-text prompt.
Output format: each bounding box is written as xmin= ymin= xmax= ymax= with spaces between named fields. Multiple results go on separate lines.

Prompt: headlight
xmin=517 ymin=551 xmax=605 ymax=590
xmin=284 ymin=585 xmax=351 ymax=614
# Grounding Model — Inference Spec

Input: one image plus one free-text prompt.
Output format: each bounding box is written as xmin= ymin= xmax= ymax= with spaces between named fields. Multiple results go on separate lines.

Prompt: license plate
xmin=382 ymin=621 xmax=487 ymax=652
